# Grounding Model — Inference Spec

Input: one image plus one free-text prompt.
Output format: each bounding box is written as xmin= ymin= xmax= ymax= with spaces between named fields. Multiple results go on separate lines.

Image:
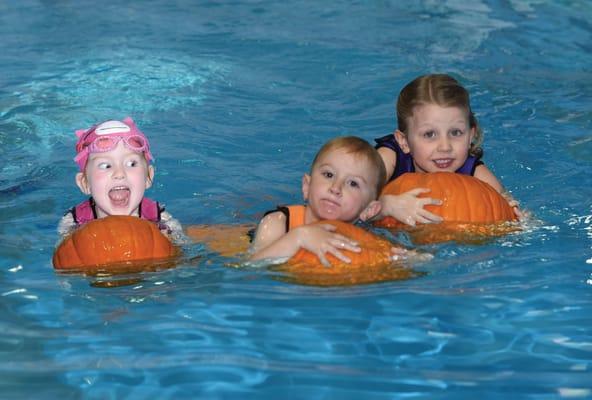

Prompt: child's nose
xmin=329 ymin=180 xmax=343 ymax=195
xmin=111 ymin=165 xmax=126 ymax=179
xmin=437 ymin=136 xmax=453 ymax=151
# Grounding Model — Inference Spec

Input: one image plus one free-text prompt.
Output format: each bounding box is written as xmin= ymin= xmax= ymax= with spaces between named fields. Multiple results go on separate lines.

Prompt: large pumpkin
xmin=374 ymin=172 xmax=518 ymax=243
xmin=53 ymin=215 xmax=179 ymax=272
xmin=276 ymin=220 xmax=416 ymax=286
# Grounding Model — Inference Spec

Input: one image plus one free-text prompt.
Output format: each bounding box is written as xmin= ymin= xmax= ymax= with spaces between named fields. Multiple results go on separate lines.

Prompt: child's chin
xmin=319 ymin=212 xmax=352 ymax=222
xmin=107 ymin=208 xmax=133 ymax=216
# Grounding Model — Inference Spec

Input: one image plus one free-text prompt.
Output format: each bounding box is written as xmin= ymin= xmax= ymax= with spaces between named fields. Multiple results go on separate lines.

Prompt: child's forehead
xmin=318 ymin=146 xmax=369 ymax=162
xmin=315 ymin=149 xmax=375 ymax=176
xmin=411 ymin=102 xmax=469 ymax=117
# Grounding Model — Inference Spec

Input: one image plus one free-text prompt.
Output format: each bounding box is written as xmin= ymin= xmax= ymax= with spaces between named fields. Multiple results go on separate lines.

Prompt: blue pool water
xmin=1 ymin=0 xmax=592 ymax=398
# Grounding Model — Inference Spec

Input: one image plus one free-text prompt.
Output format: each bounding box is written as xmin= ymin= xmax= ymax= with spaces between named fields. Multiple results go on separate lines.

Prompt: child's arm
xmin=376 ymin=147 xmax=443 ymax=226
xmin=57 ymin=212 xmax=77 ymax=238
xmin=160 ymin=211 xmax=189 ymax=244
xmin=377 ymin=146 xmax=397 ymax=180
xmin=473 ymin=164 xmax=503 ymax=193
xmin=250 ymin=212 xmax=360 ymax=266
xmin=474 ymin=164 xmax=524 ymax=219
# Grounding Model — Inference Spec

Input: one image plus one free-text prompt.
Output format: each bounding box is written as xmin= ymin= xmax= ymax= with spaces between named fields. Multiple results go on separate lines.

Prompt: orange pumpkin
xmin=374 ymin=172 xmax=518 ymax=243
xmin=277 ymin=220 xmax=415 ymax=286
xmin=53 ymin=215 xmax=179 ymax=272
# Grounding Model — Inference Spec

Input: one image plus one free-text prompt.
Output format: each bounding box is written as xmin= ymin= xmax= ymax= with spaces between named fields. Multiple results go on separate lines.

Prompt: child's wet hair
xmin=311 ymin=136 xmax=386 ymax=198
xmin=396 ymin=74 xmax=483 ymax=158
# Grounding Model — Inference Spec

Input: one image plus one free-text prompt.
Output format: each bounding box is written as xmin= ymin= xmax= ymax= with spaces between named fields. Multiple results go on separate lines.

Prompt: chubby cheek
xmin=87 ymin=172 xmax=109 ymax=194
xmin=134 ymin=171 xmax=151 ymax=190
xmin=344 ymin=190 xmax=366 ymax=211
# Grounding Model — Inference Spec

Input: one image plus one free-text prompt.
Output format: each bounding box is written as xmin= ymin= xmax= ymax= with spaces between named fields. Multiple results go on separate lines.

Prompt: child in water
xmin=250 ymin=136 xmax=406 ymax=266
xmin=58 ymin=117 xmax=184 ymax=241
xmin=375 ymin=73 xmax=521 ymax=226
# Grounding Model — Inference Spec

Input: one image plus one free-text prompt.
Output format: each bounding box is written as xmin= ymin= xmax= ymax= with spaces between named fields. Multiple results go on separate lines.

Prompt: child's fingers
xmin=513 ymin=206 xmax=526 ymax=220
xmin=330 ymin=234 xmax=360 ymax=251
xmin=413 ymin=215 xmax=430 ymax=225
xmin=317 ymin=224 xmax=337 ymax=232
xmin=402 ymin=215 xmax=417 ymax=226
xmin=330 ymin=239 xmax=361 ymax=253
xmin=316 ymin=252 xmax=331 ymax=267
xmin=325 ymin=248 xmax=351 ymax=265
xmin=419 ymin=197 xmax=443 ymax=207
xmin=390 ymin=246 xmax=408 ymax=261
xmin=417 ymin=209 xmax=443 ymax=224
xmin=391 ymin=247 xmax=434 ymax=263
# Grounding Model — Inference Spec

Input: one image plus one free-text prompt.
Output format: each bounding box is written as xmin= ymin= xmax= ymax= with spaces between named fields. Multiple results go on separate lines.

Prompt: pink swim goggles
xmin=74 ymin=117 xmax=153 ymax=171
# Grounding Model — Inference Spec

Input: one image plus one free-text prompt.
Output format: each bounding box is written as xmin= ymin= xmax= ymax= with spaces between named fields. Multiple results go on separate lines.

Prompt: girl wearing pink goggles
xmin=59 ymin=117 xmax=185 ymax=244
xmin=74 ymin=117 xmax=154 ymax=171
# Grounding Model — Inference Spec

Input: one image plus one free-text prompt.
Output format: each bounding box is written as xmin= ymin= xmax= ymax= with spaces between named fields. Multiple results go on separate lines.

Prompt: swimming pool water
xmin=1 ymin=0 xmax=591 ymax=398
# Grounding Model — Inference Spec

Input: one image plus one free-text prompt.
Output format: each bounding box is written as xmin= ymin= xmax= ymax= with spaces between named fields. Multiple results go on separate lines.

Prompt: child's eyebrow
xmin=353 ymin=175 xmax=369 ymax=185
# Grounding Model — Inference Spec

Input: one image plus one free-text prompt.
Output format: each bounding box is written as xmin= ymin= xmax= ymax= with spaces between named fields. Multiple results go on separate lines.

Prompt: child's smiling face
xmin=397 ymin=103 xmax=475 ymax=173
xmin=76 ymin=141 xmax=154 ymax=218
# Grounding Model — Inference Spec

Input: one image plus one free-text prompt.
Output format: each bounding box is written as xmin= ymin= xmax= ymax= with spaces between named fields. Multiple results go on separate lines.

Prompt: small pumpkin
xmin=53 ymin=215 xmax=179 ymax=271
xmin=374 ymin=172 xmax=518 ymax=243
xmin=277 ymin=220 xmax=415 ymax=286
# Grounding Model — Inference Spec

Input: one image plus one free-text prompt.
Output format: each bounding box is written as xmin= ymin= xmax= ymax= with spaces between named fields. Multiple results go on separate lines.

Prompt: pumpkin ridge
xmin=71 ymin=227 xmax=90 ymax=265
xmin=462 ymin=175 xmax=475 ymax=222
xmin=133 ymin=216 xmax=145 ymax=260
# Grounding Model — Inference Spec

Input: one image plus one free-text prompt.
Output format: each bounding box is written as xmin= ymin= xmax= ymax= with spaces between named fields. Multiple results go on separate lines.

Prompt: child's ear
xmin=359 ymin=200 xmax=382 ymax=222
xmin=301 ymin=174 xmax=311 ymax=201
xmin=469 ymin=126 xmax=476 ymax=143
xmin=145 ymin=165 xmax=155 ymax=189
xmin=394 ymin=130 xmax=410 ymax=154
xmin=75 ymin=172 xmax=91 ymax=195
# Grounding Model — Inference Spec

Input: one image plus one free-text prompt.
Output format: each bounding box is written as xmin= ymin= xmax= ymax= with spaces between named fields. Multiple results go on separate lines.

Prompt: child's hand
xmin=380 ymin=189 xmax=443 ymax=226
xmin=390 ymin=246 xmax=433 ymax=262
xmin=502 ymin=192 xmax=526 ymax=221
xmin=293 ymin=224 xmax=361 ymax=267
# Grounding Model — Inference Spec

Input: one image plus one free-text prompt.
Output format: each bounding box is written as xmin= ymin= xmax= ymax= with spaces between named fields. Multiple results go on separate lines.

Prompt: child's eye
xmin=348 ymin=180 xmax=360 ymax=189
xmin=423 ymin=130 xmax=436 ymax=139
xmin=450 ymin=129 xmax=464 ymax=137
xmin=322 ymin=171 xmax=334 ymax=179
xmin=97 ymin=162 xmax=111 ymax=170
xmin=126 ymin=160 xmax=138 ymax=167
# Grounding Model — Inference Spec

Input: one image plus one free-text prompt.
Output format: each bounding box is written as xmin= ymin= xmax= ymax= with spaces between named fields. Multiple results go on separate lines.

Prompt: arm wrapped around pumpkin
xmin=275 ymin=220 xmax=420 ymax=286
xmin=374 ymin=172 xmax=520 ymax=244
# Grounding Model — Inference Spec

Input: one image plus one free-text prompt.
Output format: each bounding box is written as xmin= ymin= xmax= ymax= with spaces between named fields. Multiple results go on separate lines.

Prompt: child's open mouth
xmin=108 ymin=186 xmax=130 ymax=207
xmin=433 ymin=158 xmax=454 ymax=169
